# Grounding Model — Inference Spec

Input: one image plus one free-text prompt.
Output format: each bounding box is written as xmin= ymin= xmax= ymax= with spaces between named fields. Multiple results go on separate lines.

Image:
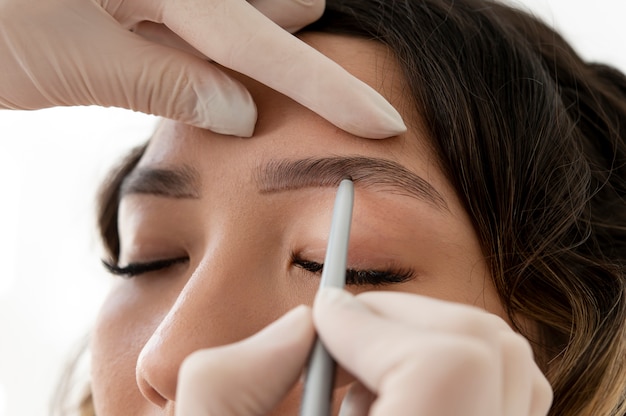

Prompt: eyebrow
xmin=120 ymin=156 xmax=448 ymax=211
xmin=121 ymin=165 xmax=201 ymax=199
xmin=258 ymin=156 xmax=448 ymax=211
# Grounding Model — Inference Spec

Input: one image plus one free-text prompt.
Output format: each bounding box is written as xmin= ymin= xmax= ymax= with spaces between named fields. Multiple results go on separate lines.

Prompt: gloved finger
xmin=498 ymin=331 xmax=552 ymax=416
xmin=499 ymin=331 xmax=535 ymax=416
xmin=104 ymin=0 xmax=321 ymax=31
xmin=354 ymin=290 xmax=512 ymax=338
xmin=131 ymin=0 xmax=323 ymax=61
xmin=248 ymin=0 xmax=325 ymax=33
xmin=1 ymin=2 xmax=258 ymax=135
xmin=131 ymin=22 xmax=206 ymax=59
xmin=354 ymin=290 xmax=552 ymax=414
xmin=163 ymin=0 xmax=406 ymax=139
xmin=176 ymin=305 xmax=315 ymax=415
xmin=339 ymin=382 xmax=375 ymax=416
xmin=93 ymin=28 xmax=257 ymax=135
xmin=529 ymin=358 xmax=554 ymax=416
xmin=313 ymin=289 xmax=500 ymax=414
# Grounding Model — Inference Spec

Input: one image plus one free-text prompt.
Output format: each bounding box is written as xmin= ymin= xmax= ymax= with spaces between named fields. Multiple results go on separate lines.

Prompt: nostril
xmin=135 ymin=342 xmax=180 ymax=409
xmin=132 ymin=298 xmax=205 ymax=409
xmin=136 ymin=364 xmax=169 ymax=408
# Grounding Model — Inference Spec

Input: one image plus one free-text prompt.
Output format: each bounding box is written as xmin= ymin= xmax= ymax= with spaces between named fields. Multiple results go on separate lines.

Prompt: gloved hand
xmin=0 ymin=0 xmax=405 ymax=138
xmin=176 ymin=305 xmax=316 ymax=415
xmin=175 ymin=289 xmax=553 ymax=415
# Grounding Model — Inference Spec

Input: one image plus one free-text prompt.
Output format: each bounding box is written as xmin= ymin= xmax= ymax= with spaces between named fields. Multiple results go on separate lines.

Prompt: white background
xmin=0 ymin=1 xmax=624 ymax=415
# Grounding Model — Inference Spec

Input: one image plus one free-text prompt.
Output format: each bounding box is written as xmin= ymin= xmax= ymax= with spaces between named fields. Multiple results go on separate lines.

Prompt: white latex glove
xmin=175 ymin=289 xmax=553 ymax=415
xmin=176 ymin=305 xmax=316 ymax=415
xmin=315 ymin=288 xmax=554 ymax=416
xmin=0 ymin=0 xmax=406 ymax=138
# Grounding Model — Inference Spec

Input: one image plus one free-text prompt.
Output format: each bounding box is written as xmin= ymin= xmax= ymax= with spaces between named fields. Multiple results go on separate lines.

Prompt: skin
xmin=90 ymin=32 xmax=508 ymax=415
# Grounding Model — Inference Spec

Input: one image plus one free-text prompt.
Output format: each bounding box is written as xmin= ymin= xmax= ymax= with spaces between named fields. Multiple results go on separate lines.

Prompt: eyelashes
xmin=290 ymin=253 xmax=414 ymax=286
xmin=102 ymin=254 xmax=415 ymax=287
xmin=102 ymin=257 xmax=189 ymax=278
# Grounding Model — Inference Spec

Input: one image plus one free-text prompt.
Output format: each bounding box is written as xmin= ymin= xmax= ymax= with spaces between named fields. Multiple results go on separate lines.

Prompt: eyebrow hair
xmin=120 ymin=165 xmax=201 ymax=199
xmin=257 ymin=156 xmax=448 ymax=211
xmin=119 ymin=157 xmax=448 ymax=211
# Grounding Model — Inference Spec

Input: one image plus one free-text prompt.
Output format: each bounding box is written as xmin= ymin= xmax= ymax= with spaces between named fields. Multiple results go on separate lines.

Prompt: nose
xmin=135 ymin=244 xmax=287 ymax=408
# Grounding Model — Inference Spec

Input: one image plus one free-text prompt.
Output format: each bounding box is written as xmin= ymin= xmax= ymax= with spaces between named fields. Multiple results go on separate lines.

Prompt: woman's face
xmin=91 ymin=32 xmax=506 ymax=415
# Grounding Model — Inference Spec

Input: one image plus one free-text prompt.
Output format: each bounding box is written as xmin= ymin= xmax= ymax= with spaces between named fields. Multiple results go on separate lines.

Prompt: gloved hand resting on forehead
xmin=0 ymin=0 xmax=406 ymax=138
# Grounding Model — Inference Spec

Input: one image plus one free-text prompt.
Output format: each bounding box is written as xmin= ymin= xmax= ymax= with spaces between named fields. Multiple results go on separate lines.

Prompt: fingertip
xmin=315 ymin=287 xmax=354 ymax=307
xmin=176 ymin=305 xmax=315 ymax=415
xmin=118 ymin=38 xmax=259 ymax=137
xmin=284 ymin=303 xmax=315 ymax=328
xmin=255 ymin=304 xmax=314 ymax=343
xmin=531 ymin=372 xmax=554 ymax=416
xmin=375 ymin=103 xmax=407 ymax=138
xmin=336 ymin=87 xmax=407 ymax=139
xmin=277 ymin=50 xmax=408 ymax=139
xmin=313 ymin=288 xmax=365 ymax=323
xmin=188 ymin=78 xmax=258 ymax=137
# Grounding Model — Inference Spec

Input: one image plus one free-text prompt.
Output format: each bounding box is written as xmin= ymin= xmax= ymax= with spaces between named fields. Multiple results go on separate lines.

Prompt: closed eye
xmin=291 ymin=253 xmax=414 ymax=286
xmin=102 ymin=257 xmax=189 ymax=278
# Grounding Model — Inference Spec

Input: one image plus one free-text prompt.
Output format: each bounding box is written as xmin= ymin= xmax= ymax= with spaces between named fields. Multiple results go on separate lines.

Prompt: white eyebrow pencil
xmin=300 ymin=179 xmax=354 ymax=416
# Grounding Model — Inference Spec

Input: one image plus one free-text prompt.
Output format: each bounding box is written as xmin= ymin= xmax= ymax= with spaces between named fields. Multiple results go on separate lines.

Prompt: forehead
xmin=139 ymin=32 xmax=448 ymax=200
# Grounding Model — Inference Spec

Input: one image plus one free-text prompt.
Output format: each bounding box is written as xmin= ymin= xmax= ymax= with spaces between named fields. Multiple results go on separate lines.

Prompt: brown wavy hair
xmin=306 ymin=1 xmax=626 ymax=414
xmin=57 ymin=0 xmax=626 ymax=415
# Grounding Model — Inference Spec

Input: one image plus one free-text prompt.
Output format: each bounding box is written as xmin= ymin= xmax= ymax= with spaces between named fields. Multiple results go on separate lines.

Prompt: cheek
xmin=89 ymin=266 xmax=319 ymax=413
xmin=90 ymin=282 xmax=170 ymax=414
